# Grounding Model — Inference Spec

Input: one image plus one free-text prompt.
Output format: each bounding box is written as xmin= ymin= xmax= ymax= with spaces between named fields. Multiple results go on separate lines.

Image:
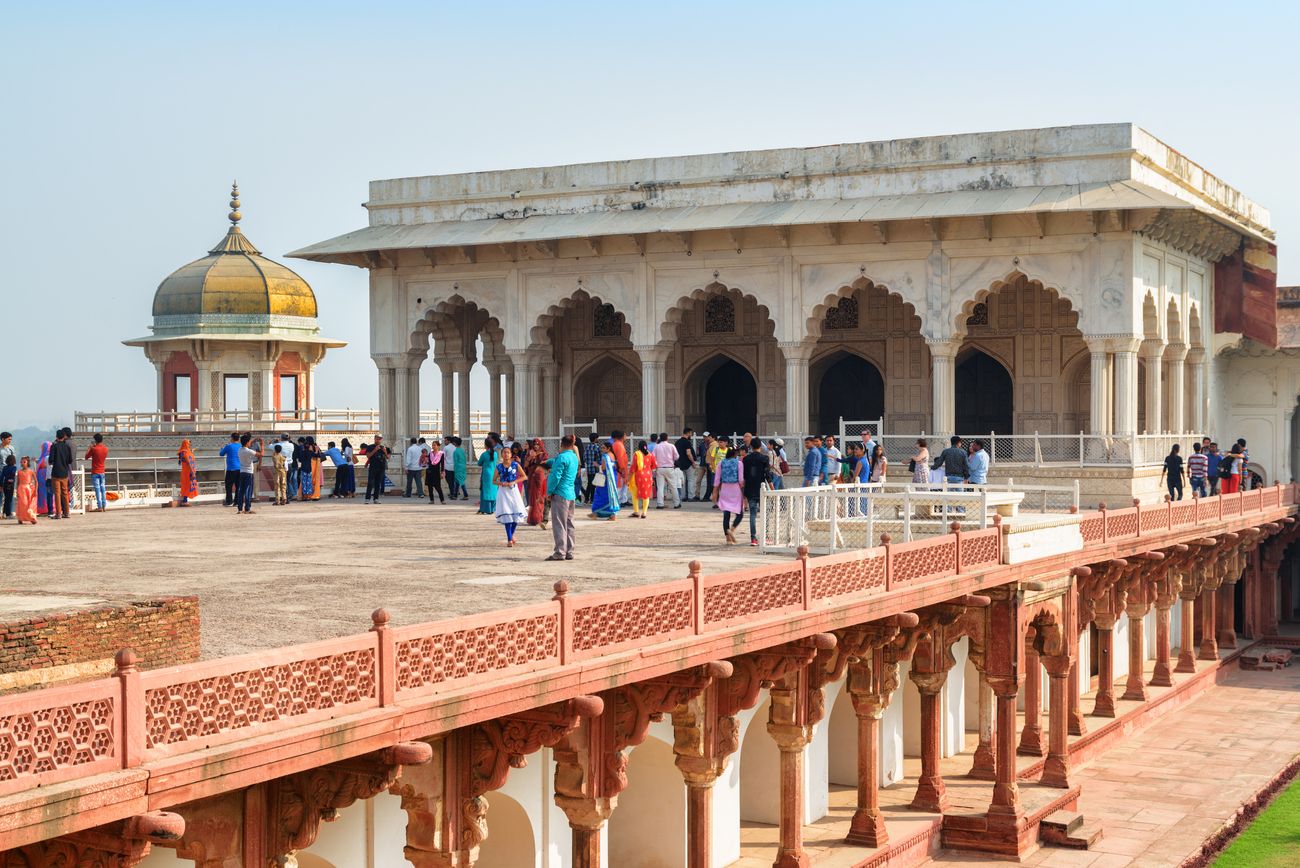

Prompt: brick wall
xmin=0 ymin=597 xmax=200 ymax=690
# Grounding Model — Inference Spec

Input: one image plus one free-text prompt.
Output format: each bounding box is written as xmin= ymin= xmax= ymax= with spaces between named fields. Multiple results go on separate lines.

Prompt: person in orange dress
xmin=176 ymin=440 xmax=198 ymax=506
xmin=610 ymin=430 xmax=630 ymax=504
xmin=15 ymin=457 xmax=38 ymax=525
xmin=629 ymin=441 xmax=657 ymax=518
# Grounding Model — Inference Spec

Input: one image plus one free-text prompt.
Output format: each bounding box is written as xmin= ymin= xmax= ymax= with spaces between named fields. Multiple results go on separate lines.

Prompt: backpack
xmin=1217 ymin=458 xmax=1235 ymax=479
xmin=720 ymin=458 xmax=740 ymax=484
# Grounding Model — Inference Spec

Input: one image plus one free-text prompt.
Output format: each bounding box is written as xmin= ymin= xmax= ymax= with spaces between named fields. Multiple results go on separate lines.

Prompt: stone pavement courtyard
xmin=0 ymin=498 xmax=768 ymax=657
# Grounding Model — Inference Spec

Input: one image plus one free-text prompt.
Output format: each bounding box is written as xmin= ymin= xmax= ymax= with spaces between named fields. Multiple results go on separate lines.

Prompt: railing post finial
xmin=553 ymin=580 xmax=570 ymax=600
xmin=796 ymin=544 xmax=809 ymax=561
xmin=114 ymin=647 xmax=138 ymax=675
xmin=370 ymin=608 xmax=390 ymax=630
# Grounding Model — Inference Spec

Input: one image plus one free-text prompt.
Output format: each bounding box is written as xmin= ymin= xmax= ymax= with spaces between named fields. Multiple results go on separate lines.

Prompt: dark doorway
xmin=816 ymin=353 xmax=884 ymax=435
xmin=955 ymin=350 xmax=1013 ymax=434
xmin=703 ymin=358 xmax=757 ymax=436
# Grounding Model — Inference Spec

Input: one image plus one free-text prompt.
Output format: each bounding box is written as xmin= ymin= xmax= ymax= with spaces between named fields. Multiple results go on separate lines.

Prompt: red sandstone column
xmin=968 ymin=673 xmax=996 ymax=780
xmin=1017 ymin=649 xmax=1045 ymax=756
xmin=685 ymin=781 xmax=713 ymax=868
xmin=845 ymin=693 xmax=888 ymax=847
xmin=1262 ymin=555 xmax=1282 ymax=636
xmin=1218 ymin=584 xmax=1238 ymax=649
xmin=1176 ymin=594 xmax=1197 ymax=673
xmin=985 ymin=681 xmax=1024 ymax=833
xmin=1067 ymin=653 xmax=1087 ymax=736
xmin=909 ymin=672 xmax=950 ymax=813
xmin=1092 ymin=613 xmax=1117 ymax=717
xmin=770 ymin=723 xmax=811 ymax=868
xmin=1199 ymin=586 xmax=1219 ymax=660
xmin=1040 ymin=655 xmax=1072 ymax=788
xmin=1150 ymin=594 xmax=1175 ymax=687
xmin=1121 ymin=609 xmax=1148 ymax=702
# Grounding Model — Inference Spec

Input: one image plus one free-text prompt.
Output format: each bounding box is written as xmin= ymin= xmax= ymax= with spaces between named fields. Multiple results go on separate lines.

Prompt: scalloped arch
xmin=952 ymin=271 xmax=1078 ymax=341
xmin=804 ymin=276 xmax=921 ymax=343
xmin=658 ymin=282 xmax=776 ymax=345
xmin=530 ymin=289 xmax=632 ymax=348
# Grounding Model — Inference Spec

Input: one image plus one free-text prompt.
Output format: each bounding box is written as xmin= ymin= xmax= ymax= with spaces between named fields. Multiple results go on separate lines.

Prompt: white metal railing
xmin=74 ymin=408 xmax=498 ymax=437
xmin=759 ymin=479 xmax=1080 ymax=554
xmin=858 ymin=432 xmax=1205 ymax=470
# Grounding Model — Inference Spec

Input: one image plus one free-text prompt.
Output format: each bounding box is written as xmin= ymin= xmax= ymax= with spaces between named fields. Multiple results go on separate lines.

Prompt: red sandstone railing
xmin=0 ymin=484 xmax=1294 ymax=795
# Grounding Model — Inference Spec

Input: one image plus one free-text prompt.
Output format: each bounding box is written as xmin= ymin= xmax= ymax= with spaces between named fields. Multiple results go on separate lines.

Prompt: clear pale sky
xmin=3 ymin=1 xmax=1296 ymax=427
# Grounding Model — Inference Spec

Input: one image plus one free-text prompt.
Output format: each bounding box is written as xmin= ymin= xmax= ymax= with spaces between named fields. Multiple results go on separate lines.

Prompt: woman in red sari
xmin=177 ymin=440 xmax=198 ymax=506
xmin=525 ymin=439 xmax=549 ymax=526
xmin=15 ymin=457 xmax=37 ymax=525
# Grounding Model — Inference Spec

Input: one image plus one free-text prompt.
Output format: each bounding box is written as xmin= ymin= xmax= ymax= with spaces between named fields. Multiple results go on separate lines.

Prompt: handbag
xmin=908 ymin=459 xmax=916 ymax=472
xmin=592 ymin=472 xmax=607 ymax=487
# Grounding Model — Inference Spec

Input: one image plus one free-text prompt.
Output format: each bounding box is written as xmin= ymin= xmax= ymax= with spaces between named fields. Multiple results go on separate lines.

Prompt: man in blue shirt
xmin=802 ymin=436 xmax=823 ymax=486
xmin=218 ymin=432 xmax=241 ymax=507
xmin=967 ymin=439 xmax=989 ymax=485
xmin=546 ymin=434 xmax=580 ymax=561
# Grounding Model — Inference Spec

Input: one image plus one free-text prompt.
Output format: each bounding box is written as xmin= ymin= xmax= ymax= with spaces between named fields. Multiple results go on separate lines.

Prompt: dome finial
xmin=228 ymin=180 xmax=242 ymax=226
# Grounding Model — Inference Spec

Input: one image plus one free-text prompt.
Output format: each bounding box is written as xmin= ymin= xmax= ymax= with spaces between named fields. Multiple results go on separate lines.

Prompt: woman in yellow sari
xmin=177 ymin=440 xmax=198 ymax=506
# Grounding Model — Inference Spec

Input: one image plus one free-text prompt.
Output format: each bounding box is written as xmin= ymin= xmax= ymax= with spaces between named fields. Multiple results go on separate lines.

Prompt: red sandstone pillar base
xmin=1175 ymin=597 xmax=1197 ymax=673
xmin=845 ymin=704 xmax=888 ymax=847
xmin=909 ymin=688 xmax=949 ymax=813
xmin=1150 ymin=602 xmax=1174 ymax=687
xmin=1067 ymin=657 xmax=1087 ymax=737
xmin=1121 ymin=614 xmax=1148 ymax=702
xmin=1017 ymin=650 xmax=1046 ymax=756
xmin=1093 ymin=623 xmax=1116 ymax=717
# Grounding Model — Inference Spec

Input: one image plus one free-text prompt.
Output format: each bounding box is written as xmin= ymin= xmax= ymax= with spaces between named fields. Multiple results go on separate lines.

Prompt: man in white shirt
xmin=279 ymin=434 xmax=297 ymax=499
xmin=824 ymin=435 xmax=842 ymax=482
xmin=651 ymin=433 xmax=681 ymax=509
xmin=441 ymin=439 xmax=460 ymax=499
xmin=403 ymin=437 xmax=425 ymax=498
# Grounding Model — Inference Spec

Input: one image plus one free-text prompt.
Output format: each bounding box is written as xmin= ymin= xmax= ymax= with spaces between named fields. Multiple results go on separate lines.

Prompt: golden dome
xmin=151 ymin=183 xmax=318 ymax=320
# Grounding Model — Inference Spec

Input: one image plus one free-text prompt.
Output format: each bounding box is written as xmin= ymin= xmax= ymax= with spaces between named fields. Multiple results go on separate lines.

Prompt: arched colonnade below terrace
xmin=375 ymin=267 xmax=1207 ymax=444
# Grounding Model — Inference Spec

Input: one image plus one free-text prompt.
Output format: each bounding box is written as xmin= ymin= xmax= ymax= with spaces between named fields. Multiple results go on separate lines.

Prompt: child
xmin=273 ymin=443 xmax=288 ymax=506
xmin=1 ymin=454 xmax=16 ymax=518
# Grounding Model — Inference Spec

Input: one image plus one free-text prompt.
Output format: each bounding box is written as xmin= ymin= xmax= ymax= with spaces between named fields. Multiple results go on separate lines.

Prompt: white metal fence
xmin=74 ymin=408 xmax=497 ymax=438
xmin=855 ymin=431 xmax=1204 ymax=470
xmin=759 ymin=479 xmax=1080 ymax=554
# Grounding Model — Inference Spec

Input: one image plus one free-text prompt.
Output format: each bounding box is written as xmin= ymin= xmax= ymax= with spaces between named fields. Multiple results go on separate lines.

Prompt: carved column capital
xmin=9 ymin=812 xmax=185 ymax=867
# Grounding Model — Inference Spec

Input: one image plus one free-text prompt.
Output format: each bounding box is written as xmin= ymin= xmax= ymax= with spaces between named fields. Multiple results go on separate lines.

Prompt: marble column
xmin=153 ymin=361 xmax=167 ymax=414
xmin=404 ymin=357 xmax=423 ymax=438
xmin=909 ymin=670 xmax=949 ymax=813
xmin=394 ymin=367 xmax=411 ymax=441
xmin=969 ymin=673 xmax=996 ymax=780
xmin=541 ymin=369 xmax=558 ymax=436
xmin=1189 ymin=354 xmax=1207 ymax=432
xmin=927 ymin=339 xmax=959 ymax=437
xmin=375 ymin=360 xmax=396 ymax=440
xmin=524 ymin=364 xmax=543 ymax=435
xmin=486 ymin=366 xmax=503 ymax=435
xmin=195 ymin=364 xmax=214 ymax=413
xmin=636 ymin=345 xmax=670 ymax=436
xmin=1039 ymin=655 xmax=1072 ymax=788
xmin=1166 ymin=344 xmax=1187 ymax=434
xmin=1121 ymin=605 xmax=1148 ymax=702
xmin=1092 ymin=613 xmax=1117 ymax=717
xmin=505 ymin=369 xmax=517 ymax=437
xmin=780 ymin=342 xmax=813 ymax=435
xmin=1112 ymin=339 xmax=1140 ymax=435
xmin=509 ymin=359 xmax=534 ymax=437
xmin=1175 ymin=592 xmax=1198 ymax=673
xmin=256 ymin=361 xmax=277 ymax=418
xmin=1199 ymin=586 xmax=1219 ymax=660
xmin=439 ymin=365 xmax=455 ymax=438
xmin=456 ymin=363 xmax=473 ymax=439
xmin=1141 ymin=343 xmax=1164 ymax=433
xmin=1017 ymin=649 xmax=1045 ymax=756
xmin=1086 ymin=342 xmax=1110 ymax=436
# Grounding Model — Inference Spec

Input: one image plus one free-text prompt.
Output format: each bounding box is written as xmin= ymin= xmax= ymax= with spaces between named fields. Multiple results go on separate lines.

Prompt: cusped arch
xmin=681 ymin=347 xmax=759 ymax=388
xmin=956 ymin=342 xmax=1014 ymax=380
xmin=809 ymin=343 xmax=884 ymax=377
xmin=951 ymin=270 xmax=1077 ymax=342
xmin=659 ymin=281 xmax=777 ymax=345
xmin=805 ymin=276 xmax=920 ymax=342
xmin=530 ymin=288 xmax=633 ymax=347
xmin=409 ymin=293 xmax=507 ymax=362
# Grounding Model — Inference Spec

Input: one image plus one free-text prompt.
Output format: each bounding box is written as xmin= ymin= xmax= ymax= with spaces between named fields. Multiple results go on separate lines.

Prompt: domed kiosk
xmin=125 ymin=183 xmax=345 ymax=419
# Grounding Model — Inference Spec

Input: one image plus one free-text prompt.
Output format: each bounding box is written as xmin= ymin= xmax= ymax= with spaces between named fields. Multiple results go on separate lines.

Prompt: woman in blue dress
xmin=589 ymin=440 xmax=621 ymax=521
xmin=477 ymin=438 xmax=498 ymax=514
xmin=493 ymin=448 xmax=527 ymax=545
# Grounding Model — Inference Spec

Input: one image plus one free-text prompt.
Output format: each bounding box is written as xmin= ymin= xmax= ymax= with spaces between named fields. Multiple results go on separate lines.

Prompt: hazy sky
xmin=4 ymin=1 xmax=1297 ymax=428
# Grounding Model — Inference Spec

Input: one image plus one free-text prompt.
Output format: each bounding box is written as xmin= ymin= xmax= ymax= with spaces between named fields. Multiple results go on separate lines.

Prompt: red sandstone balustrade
xmin=888 ymin=534 xmax=959 ymax=587
xmin=0 ymin=675 xmax=120 ymax=798
xmin=136 ymin=633 xmax=380 ymax=761
xmin=0 ymin=482 xmax=1296 ymax=796
xmin=563 ymin=578 xmax=695 ymax=662
xmin=389 ymin=601 xmax=560 ymax=692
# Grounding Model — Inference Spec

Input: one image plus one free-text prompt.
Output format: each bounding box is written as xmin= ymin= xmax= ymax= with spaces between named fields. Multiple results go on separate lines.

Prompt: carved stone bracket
xmin=6 ymin=812 xmax=185 ymax=868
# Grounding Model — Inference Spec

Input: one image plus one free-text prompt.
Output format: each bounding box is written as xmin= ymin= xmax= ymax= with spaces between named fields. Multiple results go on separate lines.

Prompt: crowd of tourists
xmin=1159 ymin=437 xmax=1260 ymax=501
xmin=0 ymin=426 xmax=1268 ymax=555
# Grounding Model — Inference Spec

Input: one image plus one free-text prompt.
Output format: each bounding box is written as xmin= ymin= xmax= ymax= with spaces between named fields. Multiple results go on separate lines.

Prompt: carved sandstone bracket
xmin=554 ymin=663 xmax=732 ymax=868
xmin=4 ymin=812 xmax=185 ymax=867
xmin=268 ymin=741 xmax=432 ymax=865
xmin=670 ymin=635 xmax=834 ymax=868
